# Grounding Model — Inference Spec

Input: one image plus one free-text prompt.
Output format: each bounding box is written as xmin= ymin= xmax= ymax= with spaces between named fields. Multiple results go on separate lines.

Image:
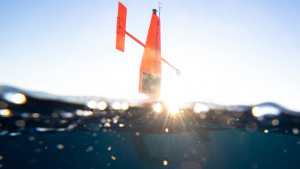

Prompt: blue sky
xmin=1 ymin=0 xmax=300 ymax=110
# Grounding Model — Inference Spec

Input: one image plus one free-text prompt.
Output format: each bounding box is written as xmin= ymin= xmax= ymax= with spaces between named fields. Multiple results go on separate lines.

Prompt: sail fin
xmin=116 ymin=2 xmax=127 ymax=52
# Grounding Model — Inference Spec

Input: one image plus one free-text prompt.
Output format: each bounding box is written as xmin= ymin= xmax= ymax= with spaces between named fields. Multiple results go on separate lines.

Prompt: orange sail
xmin=138 ymin=13 xmax=161 ymax=99
xmin=116 ymin=2 xmax=127 ymax=52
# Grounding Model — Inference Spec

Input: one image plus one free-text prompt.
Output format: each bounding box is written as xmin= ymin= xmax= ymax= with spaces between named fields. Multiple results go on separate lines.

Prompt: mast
xmin=158 ymin=2 xmax=163 ymax=18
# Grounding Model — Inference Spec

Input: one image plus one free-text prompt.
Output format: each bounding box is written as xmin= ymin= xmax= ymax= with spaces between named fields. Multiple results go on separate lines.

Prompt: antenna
xmin=158 ymin=2 xmax=163 ymax=18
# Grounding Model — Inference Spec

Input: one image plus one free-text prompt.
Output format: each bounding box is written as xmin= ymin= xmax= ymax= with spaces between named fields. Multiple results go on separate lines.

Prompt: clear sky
xmin=1 ymin=0 xmax=300 ymax=110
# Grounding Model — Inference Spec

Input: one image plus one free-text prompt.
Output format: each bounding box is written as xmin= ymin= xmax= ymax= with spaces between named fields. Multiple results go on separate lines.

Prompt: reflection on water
xmin=0 ymin=86 xmax=300 ymax=168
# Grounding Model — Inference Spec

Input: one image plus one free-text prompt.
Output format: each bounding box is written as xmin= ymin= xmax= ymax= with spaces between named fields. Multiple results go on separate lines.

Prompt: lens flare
xmin=97 ymin=101 xmax=107 ymax=110
xmin=0 ymin=109 xmax=11 ymax=117
xmin=112 ymin=102 xmax=121 ymax=110
xmin=86 ymin=100 xmax=97 ymax=109
xmin=163 ymin=160 xmax=168 ymax=165
xmin=2 ymin=92 xmax=26 ymax=104
xmin=153 ymin=103 xmax=162 ymax=112
xmin=121 ymin=102 xmax=129 ymax=110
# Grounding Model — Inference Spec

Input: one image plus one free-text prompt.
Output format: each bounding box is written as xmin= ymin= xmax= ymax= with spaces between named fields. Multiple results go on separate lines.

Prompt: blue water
xmin=0 ymin=86 xmax=299 ymax=169
xmin=0 ymin=130 xmax=299 ymax=168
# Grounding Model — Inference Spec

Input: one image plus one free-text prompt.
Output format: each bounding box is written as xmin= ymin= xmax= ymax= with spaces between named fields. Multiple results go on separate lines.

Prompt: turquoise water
xmin=0 ymin=86 xmax=299 ymax=169
xmin=0 ymin=130 xmax=299 ymax=168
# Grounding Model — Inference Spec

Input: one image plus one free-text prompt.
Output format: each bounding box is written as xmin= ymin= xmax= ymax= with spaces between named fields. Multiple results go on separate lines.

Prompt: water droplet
xmin=51 ymin=113 xmax=59 ymax=118
xmin=292 ymin=128 xmax=299 ymax=135
xmin=86 ymin=146 xmax=93 ymax=152
xmin=121 ymin=102 xmax=129 ymax=110
xmin=200 ymin=113 xmax=206 ymax=119
xmin=272 ymin=119 xmax=279 ymax=126
xmin=83 ymin=111 xmax=93 ymax=116
xmin=0 ymin=102 xmax=8 ymax=109
xmin=153 ymin=103 xmax=162 ymax=112
xmin=32 ymin=113 xmax=40 ymax=118
xmin=20 ymin=112 xmax=29 ymax=118
xmin=0 ymin=130 xmax=8 ymax=136
xmin=232 ymin=111 xmax=243 ymax=117
xmin=163 ymin=160 xmax=168 ymax=165
xmin=104 ymin=122 xmax=111 ymax=127
xmin=0 ymin=109 xmax=11 ymax=117
xmin=76 ymin=110 xmax=83 ymax=116
xmin=28 ymin=136 xmax=35 ymax=141
xmin=97 ymin=101 xmax=107 ymax=110
xmin=8 ymin=132 xmax=21 ymax=136
xmin=214 ymin=109 xmax=223 ymax=115
xmin=112 ymin=102 xmax=121 ymax=110
xmin=113 ymin=117 xmax=118 ymax=124
xmin=86 ymin=100 xmax=97 ymax=109
xmin=245 ymin=121 xmax=257 ymax=132
xmin=15 ymin=120 xmax=25 ymax=127
xmin=56 ymin=144 xmax=64 ymax=150
xmin=60 ymin=112 xmax=73 ymax=118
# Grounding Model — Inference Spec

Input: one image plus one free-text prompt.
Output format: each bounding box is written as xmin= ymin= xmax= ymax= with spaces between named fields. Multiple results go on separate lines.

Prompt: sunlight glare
xmin=168 ymin=104 xmax=179 ymax=114
xmin=252 ymin=106 xmax=280 ymax=117
xmin=194 ymin=103 xmax=209 ymax=113
xmin=121 ymin=102 xmax=129 ymax=110
xmin=2 ymin=92 xmax=26 ymax=104
xmin=153 ymin=103 xmax=162 ymax=112
xmin=112 ymin=101 xmax=121 ymax=110
xmin=97 ymin=101 xmax=107 ymax=110
xmin=87 ymin=100 xmax=97 ymax=109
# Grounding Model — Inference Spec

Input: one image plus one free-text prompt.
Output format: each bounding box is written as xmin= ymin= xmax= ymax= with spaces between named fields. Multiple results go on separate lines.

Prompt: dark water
xmin=0 ymin=86 xmax=300 ymax=169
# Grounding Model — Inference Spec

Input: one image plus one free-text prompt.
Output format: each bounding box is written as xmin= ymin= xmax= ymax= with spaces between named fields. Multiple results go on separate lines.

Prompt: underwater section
xmin=0 ymin=86 xmax=300 ymax=168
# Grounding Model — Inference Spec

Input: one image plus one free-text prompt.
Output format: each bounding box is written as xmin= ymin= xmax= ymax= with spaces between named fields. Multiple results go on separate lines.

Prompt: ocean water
xmin=0 ymin=86 xmax=299 ymax=169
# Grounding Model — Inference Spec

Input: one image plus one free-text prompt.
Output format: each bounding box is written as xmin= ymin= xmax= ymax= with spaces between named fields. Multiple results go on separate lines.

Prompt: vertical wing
xmin=139 ymin=13 xmax=161 ymax=99
xmin=116 ymin=2 xmax=127 ymax=52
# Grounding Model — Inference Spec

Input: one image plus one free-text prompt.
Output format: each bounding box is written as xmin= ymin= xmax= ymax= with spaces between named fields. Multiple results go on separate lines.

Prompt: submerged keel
xmin=197 ymin=130 xmax=212 ymax=143
xmin=130 ymin=133 xmax=171 ymax=165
